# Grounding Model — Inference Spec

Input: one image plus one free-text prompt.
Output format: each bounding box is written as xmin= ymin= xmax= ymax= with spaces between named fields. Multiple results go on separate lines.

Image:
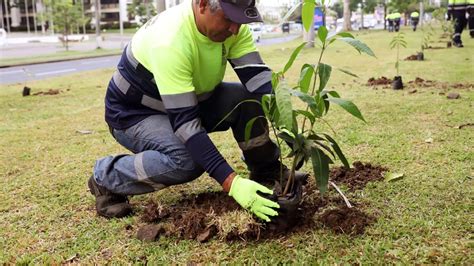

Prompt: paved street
xmin=0 ymin=32 xmax=300 ymax=85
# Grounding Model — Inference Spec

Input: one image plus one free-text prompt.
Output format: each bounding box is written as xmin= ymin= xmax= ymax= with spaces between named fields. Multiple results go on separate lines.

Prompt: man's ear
xmin=198 ymin=0 xmax=208 ymax=14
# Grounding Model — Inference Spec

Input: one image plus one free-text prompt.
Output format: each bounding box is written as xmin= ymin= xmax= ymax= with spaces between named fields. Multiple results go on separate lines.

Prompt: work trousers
xmin=452 ymin=10 xmax=467 ymax=43
xmin=469 ymin=8 xmax=474 ymax=37
xmin=93 ymin=82 xmax=279 ymax=195
xmin=411 ymin=18 xmax=419 ymax=31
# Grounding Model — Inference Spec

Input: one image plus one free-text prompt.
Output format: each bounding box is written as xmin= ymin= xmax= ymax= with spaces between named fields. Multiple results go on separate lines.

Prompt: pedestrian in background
xmin=387 ymin=13 xmax=394 ymax=32
xmin=468 ymin=0 xmax=474 ymax=38
xmin=411 ymin=11 xmax=420 ymax=31
xmin=448 ymin=0 xmax=468 ymax=47
xmin=393 ymin=12 xmax=402 ymax=32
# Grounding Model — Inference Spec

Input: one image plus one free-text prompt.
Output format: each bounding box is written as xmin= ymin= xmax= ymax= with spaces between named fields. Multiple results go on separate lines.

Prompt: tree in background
xmin=51 ymin=0 xmax=85 ymax=51
xmin=127 ymin=0 xmax=157 ymax=26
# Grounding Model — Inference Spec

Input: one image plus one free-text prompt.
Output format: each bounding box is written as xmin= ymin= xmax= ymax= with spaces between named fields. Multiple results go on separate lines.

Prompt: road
xmin=0 ymin=34 xmax=300 ymax=85
xmin=0 ymin=56 xmax=121 ymax=85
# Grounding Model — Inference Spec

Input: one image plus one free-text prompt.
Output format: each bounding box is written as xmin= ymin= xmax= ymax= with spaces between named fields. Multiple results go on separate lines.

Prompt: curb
xmin=0 ymin=52 xmax=122 ymax=69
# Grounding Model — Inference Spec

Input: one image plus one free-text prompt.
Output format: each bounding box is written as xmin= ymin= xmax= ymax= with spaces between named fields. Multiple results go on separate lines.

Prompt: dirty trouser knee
xmin=93 ymin=115 xmax=204 ymax=195
xmin=199 ymin=82 xmax=280 ymax=174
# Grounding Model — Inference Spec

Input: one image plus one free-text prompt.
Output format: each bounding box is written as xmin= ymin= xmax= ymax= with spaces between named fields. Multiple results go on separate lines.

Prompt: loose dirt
xmin=404 ymin=54 xmax=418 ymax=61
xmin=367 ymin=76 xmax=392 ymax=86
xmin=319 ymin=205 xmax=374 ymax=235
xmin=32 ymin=89 xmax=61 ymax=95
xmin=137 ymin=162 xmax=384 ymax=242
xmin=330 ymin=161 xmax=388 ymax=190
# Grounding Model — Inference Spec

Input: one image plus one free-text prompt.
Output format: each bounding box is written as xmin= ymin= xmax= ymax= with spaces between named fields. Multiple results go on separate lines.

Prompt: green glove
xmin=228 ymin=175 xmax=280 ymax=222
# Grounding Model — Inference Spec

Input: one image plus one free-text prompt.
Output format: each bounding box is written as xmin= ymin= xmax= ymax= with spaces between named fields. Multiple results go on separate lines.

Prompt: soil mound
xmin=330 ymin=161 xmax=388 ymax=190
xmin=367 ymin=76 xmax=392 ymax=86
xmin=138 ymin=180 xmax=379 ymax=242
xmin=319 ymin=206 xmax=374 ymax=235
xmin=404 ymin=54 xmax=418 ymax=61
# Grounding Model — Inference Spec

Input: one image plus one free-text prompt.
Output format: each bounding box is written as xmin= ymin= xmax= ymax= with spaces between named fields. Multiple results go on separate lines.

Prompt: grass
xmin=0 ymin=26 xmax=473 ymax=264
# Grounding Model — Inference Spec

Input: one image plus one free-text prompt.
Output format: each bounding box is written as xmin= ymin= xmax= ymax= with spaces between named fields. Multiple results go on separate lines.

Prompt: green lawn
xmin=0 ymin=27 xmax=473 ymax=264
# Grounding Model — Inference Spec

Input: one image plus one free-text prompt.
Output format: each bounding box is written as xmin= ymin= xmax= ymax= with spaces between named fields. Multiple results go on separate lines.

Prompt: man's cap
xmin=219 ymin=0 xmax=263 ymax=24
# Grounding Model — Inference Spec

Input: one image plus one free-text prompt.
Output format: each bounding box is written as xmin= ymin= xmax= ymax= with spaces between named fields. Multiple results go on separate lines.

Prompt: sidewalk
xmin=0 ymin=32 xmax=131 ymax=59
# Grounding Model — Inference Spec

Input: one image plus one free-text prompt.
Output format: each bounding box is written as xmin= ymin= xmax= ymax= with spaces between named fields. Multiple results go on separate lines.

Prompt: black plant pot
xmin=392 ymin=76 xmax=403 ymax=90
xmin=22 ymin=86 xmax=31 ymax=96
xmin=417 ymin=52 xmax=424 ymax=61
xmin=447 ymin=41 xmax=452 ymax=48
xmin=263 ymin=179 xmax=303 ymax=231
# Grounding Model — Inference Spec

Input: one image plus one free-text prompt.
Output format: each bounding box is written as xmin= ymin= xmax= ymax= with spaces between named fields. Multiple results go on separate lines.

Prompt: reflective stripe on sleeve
xmin=141 ymin=95 xmax=166 ymax=112
xmin=245 ymin=70 xmax=272 ymax=92
xmin=126 ymin=43 xmax=139 ymax=69
xmin=175 ymin=118 xmax=204 ymax=143
xmin=161 ymin=92 xmax=198 ymax=109
xmin=229 ymin=51 xmax=264 ymax=66
xmin=112 ymin=71 xmax=130 ymax=95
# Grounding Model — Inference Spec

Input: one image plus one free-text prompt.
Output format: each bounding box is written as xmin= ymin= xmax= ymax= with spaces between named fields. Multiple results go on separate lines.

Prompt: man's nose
xmin=228 ymin=23 xmax=241 ymax=35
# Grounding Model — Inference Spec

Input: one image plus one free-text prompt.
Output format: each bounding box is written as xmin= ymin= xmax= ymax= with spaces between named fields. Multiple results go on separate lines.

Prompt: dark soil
xmin=404 ymin=54 xmax=418 ymax=61
xmin=319 ymin=205 xmax=374 ymax=235
xmin=367 ymin=76 xmax=474 ymax=91
xmin=330 ymin=161 xmax=388 ymax=190
xmin=367 ymin=76 xmax=392 ymax=86
xmin=137 ymin=171 xmax=380 ymax=242
xmin=32 ymin=89 xmax=61 ymax=95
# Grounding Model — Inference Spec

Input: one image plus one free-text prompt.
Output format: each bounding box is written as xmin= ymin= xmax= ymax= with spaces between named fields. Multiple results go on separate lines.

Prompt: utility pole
xmin=419 ymin=1 xmax=424 ymax=27
xmin=81 ymin=0 xmax=85 ymax=34
xmin=32 ymin=0 xmax=37 ymax=34
xmin=24 ymin=0 xmax=30 ymax=34
xmin=94 ymin=0 xmax=101 ymax=49
xmin=4 ymin=0 xmax=11 ymax=33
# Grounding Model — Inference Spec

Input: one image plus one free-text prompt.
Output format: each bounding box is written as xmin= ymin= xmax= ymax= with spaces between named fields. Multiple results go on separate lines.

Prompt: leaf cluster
xmin=250 ymin=12 xmax=375 ymax=195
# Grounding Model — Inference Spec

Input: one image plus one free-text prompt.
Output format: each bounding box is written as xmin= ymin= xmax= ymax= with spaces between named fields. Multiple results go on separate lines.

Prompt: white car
xmin=249 ymin=23 xmax=263 ymax=43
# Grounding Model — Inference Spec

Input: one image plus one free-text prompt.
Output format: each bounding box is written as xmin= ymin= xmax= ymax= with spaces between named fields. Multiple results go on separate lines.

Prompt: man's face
xmin=198 ymin=2 xmax=242 ymax=42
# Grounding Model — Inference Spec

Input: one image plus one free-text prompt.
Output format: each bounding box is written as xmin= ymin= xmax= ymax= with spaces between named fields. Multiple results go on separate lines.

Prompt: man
xmin=88 ymin=0 xmax=306 ymax=222
xmin=468 ymin=0 xmax=474 ymax=38
xmin=410 ymin=11 xmax=420 ymax=31
xmin=386 ymin=13 xmax=394 ymax=32
xmin=448 ymin=0 xmax=468 ymax=47
xmin=392 ymin=12 xmax=401 ymax=32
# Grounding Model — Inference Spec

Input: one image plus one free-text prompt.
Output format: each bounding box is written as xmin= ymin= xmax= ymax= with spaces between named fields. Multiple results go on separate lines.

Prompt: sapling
xmin=390 ymin=32 xmax=406 ymax=90
xmin=246 ymin=0 xmax=376 ymax=210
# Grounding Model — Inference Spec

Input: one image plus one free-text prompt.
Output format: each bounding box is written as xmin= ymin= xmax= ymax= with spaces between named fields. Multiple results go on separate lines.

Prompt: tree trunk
xmin=343 ymin=0 xmax=351 ymax=31
xmin=156 ymin=0 xmax=166 ymax=14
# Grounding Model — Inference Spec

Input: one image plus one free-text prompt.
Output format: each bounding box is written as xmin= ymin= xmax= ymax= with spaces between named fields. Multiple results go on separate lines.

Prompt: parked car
xmin=249 ymin=23 xmax=263 ymax=42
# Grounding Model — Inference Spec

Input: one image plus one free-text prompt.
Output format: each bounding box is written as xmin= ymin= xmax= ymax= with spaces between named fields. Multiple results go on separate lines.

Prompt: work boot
xmin=453 ymin=42 xmax=464 ymax=48
xmin=249 ymin=164 xmax=309 ymax=185
xmin=88 ymin=176 xmax=133 ymax=218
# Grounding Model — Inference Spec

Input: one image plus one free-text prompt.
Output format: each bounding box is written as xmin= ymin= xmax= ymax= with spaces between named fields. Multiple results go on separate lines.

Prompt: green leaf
xmin=336 ymin=32 xmax=354 ymax=38
xmin=314 ymin=140 xmax=336 ymax=159
xmin=318 ymin=63 xmax=332 ymax=92
xmin=385 ymin=172 xmax=404 ymax=182
xmin=290 ymin=90 xmax=318 ymax=113
xmin=323 ymin=134 xmax=350 ymax=169
xmin=322 ymin=90 xmax=341 ymax=98
xmin=337 ymin=68 xmax=359 ymax=77
xmin=302 ymin=0 xmax=315 ymax=32
xmin=244 ymin=116 xmax=263 ymax=145
xmin=283 ymin=42 xmax=306 ymax=74
xmin=299 ymin=64 xmax=315 ymax=94
xmin=338 ymin=37 xmax=376 ymax=57
xmin=295 ymin=110 xmax=316 ymax=125
xmin=317 ymin=25 xmax=328 ymax=44
xmin=326 ymin=97 xmax=366 ymax=122
xmin=275 ymin=78 xmax=294 ymax=130
xmin=311 ymin=147 xmax=330 ymax=194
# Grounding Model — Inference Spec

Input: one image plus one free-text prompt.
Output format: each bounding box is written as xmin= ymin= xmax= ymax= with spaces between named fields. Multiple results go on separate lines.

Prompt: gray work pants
xmin=93 ymin=82 xmax=279 ymax=195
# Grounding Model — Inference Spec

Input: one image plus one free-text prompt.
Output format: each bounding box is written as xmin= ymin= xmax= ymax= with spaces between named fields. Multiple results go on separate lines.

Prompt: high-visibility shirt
xmin=392 ymin=12 xmax=401 ymax=19
xmin=411 ymin=11 xmax=419 ymax=18
xmin=105 ymin=0 xmax=272 ymax=184
xmin=448 ymin=0 xmax=468 ymax=10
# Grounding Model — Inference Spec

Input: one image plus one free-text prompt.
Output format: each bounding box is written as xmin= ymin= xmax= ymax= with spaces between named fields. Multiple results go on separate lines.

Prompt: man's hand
xmin=228 ymin=175 xmax=279 ymax=222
